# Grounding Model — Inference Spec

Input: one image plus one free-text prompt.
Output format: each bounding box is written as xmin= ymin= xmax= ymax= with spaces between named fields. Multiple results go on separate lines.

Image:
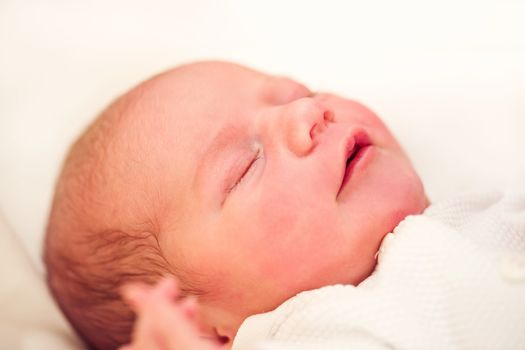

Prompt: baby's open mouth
xmin=337 ymin=131 xmax=372 ymax=197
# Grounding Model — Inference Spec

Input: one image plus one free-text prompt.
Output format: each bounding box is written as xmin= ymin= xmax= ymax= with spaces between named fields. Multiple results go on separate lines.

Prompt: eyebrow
xmin=192 ymin=123 xmax=243 ymax=199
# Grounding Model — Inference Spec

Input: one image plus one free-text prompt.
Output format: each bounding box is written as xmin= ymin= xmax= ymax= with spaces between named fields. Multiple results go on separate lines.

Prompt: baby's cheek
xmin=245 ymin=190 xmax=338 ymax=289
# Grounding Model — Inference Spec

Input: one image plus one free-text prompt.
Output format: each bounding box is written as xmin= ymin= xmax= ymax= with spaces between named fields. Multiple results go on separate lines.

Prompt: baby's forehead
xmin=130 ymin=62 xmax=309 ymax=111
xmin=115 ymin=61 xmax=313 ymax=157
xmin=116 ymin=63 xmax=315 ymax=166
xmin=155 ymin=61 xmax=269 ymax=92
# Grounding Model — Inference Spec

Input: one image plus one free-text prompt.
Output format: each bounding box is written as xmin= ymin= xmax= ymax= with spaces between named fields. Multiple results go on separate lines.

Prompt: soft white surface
xmin=0 ymin=0 xmax=524 ymax=348
xmin=233 ymin=187 xmax=525 ymax=350
xmin=0 ymin=213 xmax=83 ymax=349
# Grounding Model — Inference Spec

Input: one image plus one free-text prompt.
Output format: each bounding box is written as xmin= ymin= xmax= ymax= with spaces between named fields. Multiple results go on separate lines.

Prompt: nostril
xmin=309 ymin=121 xmax=325 ymax=139
xmin=309 ymin=110 xmax=332 ymax=140
xmin=323 ymin=110 xmax=334 ymax=122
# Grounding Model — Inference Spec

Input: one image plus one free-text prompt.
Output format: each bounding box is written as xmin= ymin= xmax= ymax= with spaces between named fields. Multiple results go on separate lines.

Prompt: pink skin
xmin=122 ymin=62 xmax=428 ymax=348
xmin=120 ymin=277 xmax=221 ymax=350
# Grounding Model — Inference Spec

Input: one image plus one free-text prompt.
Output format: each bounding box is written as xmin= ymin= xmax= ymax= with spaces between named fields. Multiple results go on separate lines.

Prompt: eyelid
xmin=226 ymin=145 xmax=263 ymax=195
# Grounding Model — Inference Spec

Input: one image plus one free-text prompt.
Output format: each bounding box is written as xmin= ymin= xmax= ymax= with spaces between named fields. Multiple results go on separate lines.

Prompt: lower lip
xmin=337 ymin=145 xmax=375 ymax=199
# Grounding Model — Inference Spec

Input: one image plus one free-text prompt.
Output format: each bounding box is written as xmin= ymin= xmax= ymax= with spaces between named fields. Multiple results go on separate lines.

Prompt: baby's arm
xmin=119 ymin=277 xmax=222 ymax=350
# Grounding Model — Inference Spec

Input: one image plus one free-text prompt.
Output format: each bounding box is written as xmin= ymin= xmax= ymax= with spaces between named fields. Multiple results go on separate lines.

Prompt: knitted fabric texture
xmin=232 ymin=190 xmax=525 ymax=350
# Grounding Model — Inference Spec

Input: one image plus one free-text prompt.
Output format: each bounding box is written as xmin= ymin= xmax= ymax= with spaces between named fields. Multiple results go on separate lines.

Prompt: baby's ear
xmin=215 ymin=326 xmax=234 ymax=347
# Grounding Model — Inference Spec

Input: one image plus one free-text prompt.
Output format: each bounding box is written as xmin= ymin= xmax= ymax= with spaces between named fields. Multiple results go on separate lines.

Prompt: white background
xmin=1 ymin=0 xmax=525 ymax=269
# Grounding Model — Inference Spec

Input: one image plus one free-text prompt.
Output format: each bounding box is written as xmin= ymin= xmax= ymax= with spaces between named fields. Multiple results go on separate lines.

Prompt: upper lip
xmin=337 ymin=129 xmax=372 ymax=195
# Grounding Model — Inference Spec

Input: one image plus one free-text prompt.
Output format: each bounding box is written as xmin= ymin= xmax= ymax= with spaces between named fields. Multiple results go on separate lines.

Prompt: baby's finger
xmin=122 ymin=276 xmax=181 ymax=313
xmin=121 ymin=283 xmax=150 ymax=311
xmin=138 ymin=292 xmax=217 ymax=349
xmin=128 ymin=311 xmax=169 ymax=350
xmin=180 ymin=295 xmax=198 ymax=319
xmin=151 ymin=275 xmax=181 ymax=300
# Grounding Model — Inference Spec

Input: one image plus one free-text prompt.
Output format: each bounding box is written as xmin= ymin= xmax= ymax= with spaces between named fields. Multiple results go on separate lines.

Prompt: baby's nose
xmin=281 ymin=97 xmax=334 ymax=157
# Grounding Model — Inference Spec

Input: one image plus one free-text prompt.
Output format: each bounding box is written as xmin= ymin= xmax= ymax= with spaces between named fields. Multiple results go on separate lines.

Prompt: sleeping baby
xmin=44 ymin=61 xmax=525 ymax=350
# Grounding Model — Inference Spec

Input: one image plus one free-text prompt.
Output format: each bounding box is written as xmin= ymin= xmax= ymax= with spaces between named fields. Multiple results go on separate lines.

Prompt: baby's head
xmin=44 ymin=61 xmax=428 ymax=349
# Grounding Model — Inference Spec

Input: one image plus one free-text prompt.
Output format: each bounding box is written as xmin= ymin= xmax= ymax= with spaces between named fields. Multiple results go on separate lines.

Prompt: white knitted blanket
xmin=232 ymin=188 xmax=525 ymax=350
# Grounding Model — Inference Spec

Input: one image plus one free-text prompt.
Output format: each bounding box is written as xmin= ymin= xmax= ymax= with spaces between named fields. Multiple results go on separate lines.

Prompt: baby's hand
xmin=119 ymin=276 xmax=222 ymax=350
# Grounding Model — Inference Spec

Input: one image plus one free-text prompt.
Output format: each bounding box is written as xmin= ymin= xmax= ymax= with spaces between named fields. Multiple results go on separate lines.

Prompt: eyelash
xmin=226 ymin=148 xmax=262 ymax=194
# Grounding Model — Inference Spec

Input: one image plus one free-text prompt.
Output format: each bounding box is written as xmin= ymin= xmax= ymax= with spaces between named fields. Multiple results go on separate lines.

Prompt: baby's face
xmin=126 ymin=62 xmax=427 ymax=341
